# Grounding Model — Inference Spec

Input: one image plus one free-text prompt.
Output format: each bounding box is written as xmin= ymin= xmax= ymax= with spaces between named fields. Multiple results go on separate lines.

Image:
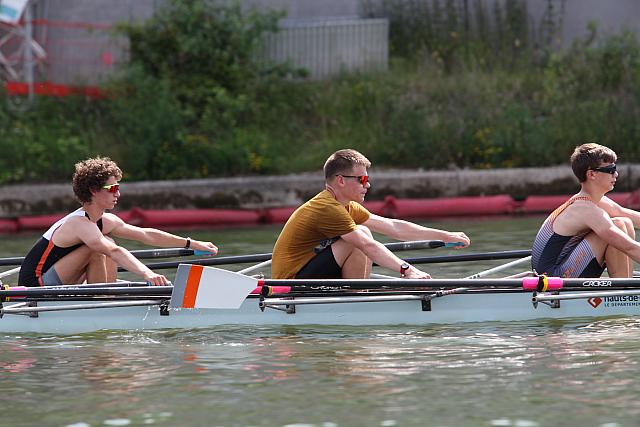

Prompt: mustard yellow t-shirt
xmin=271 ymin=190 xmax=371 ymax=279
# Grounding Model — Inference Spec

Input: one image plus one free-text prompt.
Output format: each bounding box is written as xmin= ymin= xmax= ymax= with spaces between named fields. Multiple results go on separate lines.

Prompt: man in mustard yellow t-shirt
xmin=272 ymin=149 xmax=471 ymax=279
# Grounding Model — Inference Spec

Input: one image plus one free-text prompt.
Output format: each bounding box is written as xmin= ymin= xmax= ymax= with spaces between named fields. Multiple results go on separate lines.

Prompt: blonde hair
xmin=323 ymin=149 xmax=371 ymax=180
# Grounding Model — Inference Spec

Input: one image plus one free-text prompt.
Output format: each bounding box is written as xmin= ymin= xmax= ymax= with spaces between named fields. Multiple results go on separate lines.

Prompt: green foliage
xmin=362 ymin=0 xmax=540 ymax=72
xmin=0 ymin=97 xmax=95 ymax=183
xmin=2 ymin=0 xmax=640 ymax=185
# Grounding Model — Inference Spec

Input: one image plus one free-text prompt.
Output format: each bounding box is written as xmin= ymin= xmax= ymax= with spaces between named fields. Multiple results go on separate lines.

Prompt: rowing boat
xmin=2 ymin=263 xmax=640 ymax=334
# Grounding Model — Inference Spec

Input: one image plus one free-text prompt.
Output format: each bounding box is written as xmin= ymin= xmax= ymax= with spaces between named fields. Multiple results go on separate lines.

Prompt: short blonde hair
xmin=323 ymin=149 xmax=371 ymax=180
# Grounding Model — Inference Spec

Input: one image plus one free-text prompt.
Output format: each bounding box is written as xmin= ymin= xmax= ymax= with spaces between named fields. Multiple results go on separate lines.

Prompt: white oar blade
xmin=170 ymin=264 xmax=258 ymax=309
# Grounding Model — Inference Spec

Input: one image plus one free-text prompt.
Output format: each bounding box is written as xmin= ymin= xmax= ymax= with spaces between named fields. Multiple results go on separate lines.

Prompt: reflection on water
xmin=2 ymin=218 xmax=640 ymax=426
xmin=2 ymin=318 xmax=640 ymax=426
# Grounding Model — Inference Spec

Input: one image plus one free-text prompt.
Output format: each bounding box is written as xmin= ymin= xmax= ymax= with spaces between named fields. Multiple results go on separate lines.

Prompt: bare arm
xmin=585 ymin=207 xmax=640 ymax=263
xmin=105 ymin=214 xmax=218 ymax=254
xmin=73 ymin=219 xmax=169 ymax=285
xmin=341 ymin=227 xmax=431 ymax=278
xmin=599 ymin=196 xmax=640 ymax=229
xmin=363 ymin=214 xmax=470 ymax=247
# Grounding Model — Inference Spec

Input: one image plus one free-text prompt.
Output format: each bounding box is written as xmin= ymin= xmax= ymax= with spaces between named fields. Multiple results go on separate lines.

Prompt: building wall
xmin=4 ymin=0 xmax=640 ymax=85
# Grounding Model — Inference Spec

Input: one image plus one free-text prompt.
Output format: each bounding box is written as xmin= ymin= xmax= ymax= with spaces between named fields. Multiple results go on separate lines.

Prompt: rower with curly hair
xmin=19 ymin=156 xmax=218 ymax=287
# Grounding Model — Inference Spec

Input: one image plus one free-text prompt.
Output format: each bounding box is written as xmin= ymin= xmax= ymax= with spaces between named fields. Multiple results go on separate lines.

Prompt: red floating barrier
xmin=522 ymin=192 xmax=633 ymax=214
xmin=263 ymin=200 xmax=387 ymax=224
xmin=113 ymin=210 xmax=133 ymax=223
xmin=383 ymin=195 xmax=515 ymax=218
xmin=128 ymin=208 xmax=261 ymax=228
xmin=520 ymin=195 xmax=568 ymax=214
xmin=362 ymin=200 xmax=386 ymax=215
xmin=0 ymin=219 xmax=18 ymax=233
xmin=608 ymin=192 xmax=632 ymax=207
xmin=262 ymin=207 xmax=297 ymax=224
xmin=17 ymin=214 xmax=65 ymax=231
xmin=629 ymin=190 xmax=640 ymax=210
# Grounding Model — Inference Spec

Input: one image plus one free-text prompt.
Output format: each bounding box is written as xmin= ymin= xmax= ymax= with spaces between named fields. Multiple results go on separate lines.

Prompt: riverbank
xmin=2 ymin=165 xmax=639 ymax=224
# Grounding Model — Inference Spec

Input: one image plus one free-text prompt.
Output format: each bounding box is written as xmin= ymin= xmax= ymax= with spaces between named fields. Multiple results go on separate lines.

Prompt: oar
xmin=416 ymin=256 xmax=535 ymax=303
xmin=0 ymin=267 xmax=20 ymax=280
xmin=238 ymin=260 xmax=272 ymax=275
xmin=0 ymin=247 xmax=214 ymax=267
xmin=464 ymin=256 xmax=532 ymax=279
xmin=259 ymin=275 xmax=640 ymax=294
xmin=383 ymin=240 xmax=464 ymax=251
xmin=404 ymin=250 xmax=531 ymax=265
xmin=146 ymin=240 xmax=461 ymax=271
xmin=0 ymin=286 xmax=174 ymax=298
xmin=168 ymin=264 xmax=529 ymax=310
xmin=142 ymin=253 xmax=272 ymax=271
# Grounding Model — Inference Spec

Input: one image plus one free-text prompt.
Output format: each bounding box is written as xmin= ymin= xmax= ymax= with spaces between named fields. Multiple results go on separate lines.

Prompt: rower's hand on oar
xmin=192 ymin=240 xmax=219 ymax=256
xmin=144 ymin=271 xmax=170 ymax=286
xmin=446 ymin=232 xmax=470 ymax=249
xmin=404 ymin=266 xmax=431 ymax=279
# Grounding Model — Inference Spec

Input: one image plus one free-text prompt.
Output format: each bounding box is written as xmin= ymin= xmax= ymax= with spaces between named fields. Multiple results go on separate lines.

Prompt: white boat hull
xmin=1 ymin=290 xmax=639 ymax=334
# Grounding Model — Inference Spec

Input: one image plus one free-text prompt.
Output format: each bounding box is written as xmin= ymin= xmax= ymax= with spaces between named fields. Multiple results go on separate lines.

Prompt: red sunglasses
xmin=337 ymin=175 xmax=369 ymax=186
xmin=102 ymin=183 xmax=120 ymax=193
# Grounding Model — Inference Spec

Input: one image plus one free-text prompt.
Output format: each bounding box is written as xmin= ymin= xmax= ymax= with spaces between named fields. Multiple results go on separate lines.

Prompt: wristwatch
xmin=400 ymin=262 xmax=410 ymax=278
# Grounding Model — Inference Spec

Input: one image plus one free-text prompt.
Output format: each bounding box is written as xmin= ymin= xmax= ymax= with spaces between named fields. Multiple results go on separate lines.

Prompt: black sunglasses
xmin=591 ymin=163 xmax=617 ymax=174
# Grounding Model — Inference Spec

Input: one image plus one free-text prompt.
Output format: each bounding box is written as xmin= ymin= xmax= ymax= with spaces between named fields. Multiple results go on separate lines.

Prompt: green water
xmin=2 ymin=216 xmax=640 ymax=427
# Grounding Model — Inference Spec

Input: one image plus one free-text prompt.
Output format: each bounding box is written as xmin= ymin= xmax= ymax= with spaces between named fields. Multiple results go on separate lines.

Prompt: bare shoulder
xmin=101 ymin=212 xmax=125 ymax=232
xmin=50 ymin=214 xmax=97 ymax=245
xmin=554 ymin=201 xmax=605 ymax=234
xmin=570 ymin=199 xmax=608 ymax=217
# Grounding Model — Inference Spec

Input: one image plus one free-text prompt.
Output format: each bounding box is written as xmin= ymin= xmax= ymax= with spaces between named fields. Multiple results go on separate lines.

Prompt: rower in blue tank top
xmin=531 ymin=143 xmax=640 ymax=278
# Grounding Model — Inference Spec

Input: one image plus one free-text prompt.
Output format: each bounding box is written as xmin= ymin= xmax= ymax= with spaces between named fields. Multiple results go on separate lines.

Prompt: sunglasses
xmin=102 ymin=183 xmax=120 ymax=193
xmin=337 ymin=175 xmax=369 ymax=186
xmin=591 ymin=164 xmax=617 ymax=175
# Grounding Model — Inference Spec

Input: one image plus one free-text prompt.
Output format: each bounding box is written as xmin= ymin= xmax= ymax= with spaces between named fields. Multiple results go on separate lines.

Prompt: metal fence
xmin=262 ymin=18 xmax=389 ymax=79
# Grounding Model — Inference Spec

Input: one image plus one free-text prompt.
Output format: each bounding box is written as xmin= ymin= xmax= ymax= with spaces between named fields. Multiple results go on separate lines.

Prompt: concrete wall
xmin=3 ymin=165 xmax=640 ymax=217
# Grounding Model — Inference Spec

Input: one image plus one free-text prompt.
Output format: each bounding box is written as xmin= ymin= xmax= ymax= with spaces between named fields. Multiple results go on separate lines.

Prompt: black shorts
xmin=296 ymin=245 xmax=342 ymax=279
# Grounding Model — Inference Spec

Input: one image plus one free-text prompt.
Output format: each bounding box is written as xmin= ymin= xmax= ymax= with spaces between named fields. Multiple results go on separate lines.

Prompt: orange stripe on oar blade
xmin=182 ymin=265 xmax=204 ymax=308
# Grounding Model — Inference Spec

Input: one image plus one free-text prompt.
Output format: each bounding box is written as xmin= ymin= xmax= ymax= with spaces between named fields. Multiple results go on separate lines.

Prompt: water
xmin=2 ymin=216 xmax=640 ymax=427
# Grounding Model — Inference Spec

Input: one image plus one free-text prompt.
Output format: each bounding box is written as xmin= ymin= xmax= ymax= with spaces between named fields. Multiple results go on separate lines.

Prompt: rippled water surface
xmin=2 ymin=217 xmax=640 ymax=426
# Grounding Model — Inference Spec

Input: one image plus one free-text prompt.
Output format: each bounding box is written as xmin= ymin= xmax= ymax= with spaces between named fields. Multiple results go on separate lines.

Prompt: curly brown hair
xmin=72 ymin=157 xmax=123 ymax=203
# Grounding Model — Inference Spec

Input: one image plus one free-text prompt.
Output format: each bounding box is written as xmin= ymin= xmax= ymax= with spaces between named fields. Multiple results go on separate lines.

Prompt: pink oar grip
xmin=522 ymin=276 xmax=563 ymax=291
xmin=250 ymin=286 xmax=291 ymax=295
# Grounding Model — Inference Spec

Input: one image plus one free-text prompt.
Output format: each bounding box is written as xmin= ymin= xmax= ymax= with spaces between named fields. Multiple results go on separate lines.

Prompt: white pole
xmin=465 ymin=256 xmax=532 ymax=279
xmin=23 ymin=0 xmax=34 ymax=104
xmin=238 ymin=259 xmax=272 ymax=275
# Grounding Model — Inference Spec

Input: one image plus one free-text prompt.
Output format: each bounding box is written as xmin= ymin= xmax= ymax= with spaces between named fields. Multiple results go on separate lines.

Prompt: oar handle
xmin=383 ymin=240 xmax=463 ymax=251
xmin=404 ymin=250 xmax=532 ymax=265
xmin=1 ymin=247 xmax=216 ymax=267
xmin=194 ymin=249 xmax=216 ymax=256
